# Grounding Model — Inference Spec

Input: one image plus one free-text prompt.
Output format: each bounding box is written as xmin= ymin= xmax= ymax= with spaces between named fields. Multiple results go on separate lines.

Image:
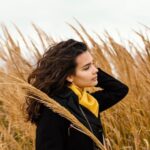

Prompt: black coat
xmin=35 ymin=68 xmax=129 ymax=150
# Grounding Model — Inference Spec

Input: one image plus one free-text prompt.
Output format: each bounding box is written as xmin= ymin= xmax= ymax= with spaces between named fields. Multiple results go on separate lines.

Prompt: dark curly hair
xmin=25 ymin=39 xmax=88 ymax=124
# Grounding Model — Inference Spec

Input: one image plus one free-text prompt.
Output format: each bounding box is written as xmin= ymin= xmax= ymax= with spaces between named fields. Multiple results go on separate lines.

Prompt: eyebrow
xmin=82 ymin=59 xmax=94 ymax=68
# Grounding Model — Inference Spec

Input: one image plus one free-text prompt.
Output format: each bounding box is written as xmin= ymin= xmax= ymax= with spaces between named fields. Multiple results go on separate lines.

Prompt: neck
xmin=71 ymin=83 xmax=84 ymax=92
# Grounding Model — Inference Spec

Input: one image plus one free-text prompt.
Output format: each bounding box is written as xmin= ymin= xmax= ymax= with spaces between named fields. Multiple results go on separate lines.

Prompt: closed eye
xmin=83 ymin=62 xmax=96 ymax=70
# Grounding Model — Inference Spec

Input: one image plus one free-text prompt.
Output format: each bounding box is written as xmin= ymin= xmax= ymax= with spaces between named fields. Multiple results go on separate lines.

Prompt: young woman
xmin=25 ymin=39 xmax=129 ymax=150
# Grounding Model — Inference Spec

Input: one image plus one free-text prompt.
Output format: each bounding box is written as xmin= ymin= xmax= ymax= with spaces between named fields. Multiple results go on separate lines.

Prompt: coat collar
xmin=52 ymin=86 xmax=101 ymax=127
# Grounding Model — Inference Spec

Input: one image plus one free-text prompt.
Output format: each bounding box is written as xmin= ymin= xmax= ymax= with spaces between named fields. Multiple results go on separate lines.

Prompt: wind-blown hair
xmin=25 ymin=39 xmax=88 ymax=124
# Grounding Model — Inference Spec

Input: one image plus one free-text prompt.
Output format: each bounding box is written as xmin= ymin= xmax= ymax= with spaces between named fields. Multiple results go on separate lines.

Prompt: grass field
xmin=0 ymin=22 xmax=149 ymax=150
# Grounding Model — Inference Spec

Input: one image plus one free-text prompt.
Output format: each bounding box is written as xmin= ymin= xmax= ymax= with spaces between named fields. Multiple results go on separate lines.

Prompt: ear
xmin=66 ymin=75 xmax=73 ymax=82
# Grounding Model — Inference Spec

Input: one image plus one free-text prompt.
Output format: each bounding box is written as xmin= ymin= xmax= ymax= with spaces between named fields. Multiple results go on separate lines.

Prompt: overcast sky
xmin=0 ymin=0 xmax=149 ymax=43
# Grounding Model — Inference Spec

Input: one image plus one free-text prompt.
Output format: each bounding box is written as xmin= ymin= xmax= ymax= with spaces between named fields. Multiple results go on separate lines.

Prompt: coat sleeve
xmin=91 ymin=67 xmax=129 ymax=113
xmin=35 ymin=106 xmax=68 ymax=150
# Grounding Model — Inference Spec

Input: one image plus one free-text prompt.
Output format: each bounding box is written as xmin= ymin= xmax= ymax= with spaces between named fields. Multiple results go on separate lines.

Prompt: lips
xmin=92 ymin=76 xmax=97 ymax=80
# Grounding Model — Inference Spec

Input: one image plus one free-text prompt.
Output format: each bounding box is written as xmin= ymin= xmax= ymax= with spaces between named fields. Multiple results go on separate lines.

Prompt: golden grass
xmin=0 ymin=21 xmax=149 ymax=150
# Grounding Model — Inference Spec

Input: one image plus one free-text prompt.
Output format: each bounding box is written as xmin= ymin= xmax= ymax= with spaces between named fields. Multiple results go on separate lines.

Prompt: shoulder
xmin=39 ymin=104 xmax=70 ymax=124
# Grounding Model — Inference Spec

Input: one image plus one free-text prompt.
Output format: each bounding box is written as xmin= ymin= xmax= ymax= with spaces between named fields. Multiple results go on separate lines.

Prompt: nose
xmin=92 ymin=64 xmax=98 ymax=74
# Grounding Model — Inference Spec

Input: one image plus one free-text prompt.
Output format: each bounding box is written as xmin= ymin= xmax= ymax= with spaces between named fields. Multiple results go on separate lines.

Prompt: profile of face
xmin=67 ymin=51 xmax=98 ymax=89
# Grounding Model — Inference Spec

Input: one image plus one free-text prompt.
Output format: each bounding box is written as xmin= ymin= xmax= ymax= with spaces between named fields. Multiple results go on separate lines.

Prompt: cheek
xmin=76 ymin=71 xmax=91 ymax=82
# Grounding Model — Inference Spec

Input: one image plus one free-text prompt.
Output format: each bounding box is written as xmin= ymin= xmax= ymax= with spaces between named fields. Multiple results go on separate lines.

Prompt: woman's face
xmin=67 ymin=51 xmax=98 ymax=89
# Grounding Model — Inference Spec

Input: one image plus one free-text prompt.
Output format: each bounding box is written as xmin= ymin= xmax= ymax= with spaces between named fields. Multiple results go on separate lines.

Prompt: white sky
xmin=0 ymin=0 xmax=150 ymax=45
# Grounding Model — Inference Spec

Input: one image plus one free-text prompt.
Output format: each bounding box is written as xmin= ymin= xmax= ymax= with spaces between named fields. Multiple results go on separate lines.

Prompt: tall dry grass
xmin=0 ymin=21 xmax=149 ymax=150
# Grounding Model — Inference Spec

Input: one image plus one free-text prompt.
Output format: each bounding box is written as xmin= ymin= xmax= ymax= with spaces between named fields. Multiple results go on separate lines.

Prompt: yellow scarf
xmin=68 ymin=83 xmax=99 ymax=118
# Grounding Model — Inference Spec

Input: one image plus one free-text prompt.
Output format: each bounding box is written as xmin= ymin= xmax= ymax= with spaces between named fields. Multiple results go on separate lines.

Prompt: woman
xmin=25 ymin=39 xmax=129 ymax=150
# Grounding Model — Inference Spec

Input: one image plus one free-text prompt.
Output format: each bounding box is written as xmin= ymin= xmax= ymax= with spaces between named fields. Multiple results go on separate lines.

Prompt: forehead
xmin=75 ymin=51 xmax=93 ymax=67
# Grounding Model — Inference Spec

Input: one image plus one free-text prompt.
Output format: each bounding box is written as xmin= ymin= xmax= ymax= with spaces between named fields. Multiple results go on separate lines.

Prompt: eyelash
xmin=84 ymin=67 xmax=89 ymax=70
xmin=84 ymin=62 xmax=96 ymax=70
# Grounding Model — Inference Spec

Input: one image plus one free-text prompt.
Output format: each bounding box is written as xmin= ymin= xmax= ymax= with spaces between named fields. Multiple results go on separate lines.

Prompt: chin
xmin=83 ymin=80 xmax=98 ymax=88
xmin=87 ymin=82 xmax=97 ymax=88
xmin=93 ymin=80 xmax=98 ymax=86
